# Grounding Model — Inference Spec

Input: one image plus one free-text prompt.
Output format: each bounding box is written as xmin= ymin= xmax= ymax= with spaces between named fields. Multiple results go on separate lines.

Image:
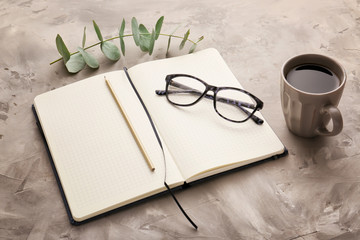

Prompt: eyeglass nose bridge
xmin=201 ymin=85 xmax=221 ymax=109
xmin=200 ymin=84 xmax=215 ymax=94
xmin=204 ymin=85 xmax=219 ymax=96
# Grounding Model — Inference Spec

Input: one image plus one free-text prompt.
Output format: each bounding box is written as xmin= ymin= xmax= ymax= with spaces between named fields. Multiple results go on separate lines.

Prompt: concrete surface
xmin=1 ymin=0 xmax=360 ymax=239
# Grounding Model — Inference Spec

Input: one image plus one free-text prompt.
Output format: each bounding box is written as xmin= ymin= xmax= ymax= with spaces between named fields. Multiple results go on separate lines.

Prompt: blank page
xmin=128 ymin=48 xmax=285 ymax=182
xmin=34 ymin=71 xmax=184 ymax=222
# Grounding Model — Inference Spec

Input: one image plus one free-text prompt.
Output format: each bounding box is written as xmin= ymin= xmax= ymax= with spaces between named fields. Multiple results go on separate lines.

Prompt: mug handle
xmin=316 ymin=105 xmax=343 ymax=136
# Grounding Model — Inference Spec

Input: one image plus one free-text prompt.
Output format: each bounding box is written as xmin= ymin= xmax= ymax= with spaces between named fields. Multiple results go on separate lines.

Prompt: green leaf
xmin=166 ymin=25 xmax=180 ymax=56
xmin=166 ymin=36 xmax=172 ymax=56
xmin=139 ymin=40 xmax=149 ymax=52
xmin=93 ymin=20 xmax=103 ymax=42
xmin=138 ymin=24 xmax=151 ymax=52
xmin=139 ymin=24 xmax=150 ymax=35
xmin=77 ymin=47 xmax=99 ymax=69
xmin=155 ymin=16 xmax=164 ymax=40
xmin=119 ymin=18 xmax=126 ymax=56
xmin=131 ymin=17 xmax=140 ymax=46
xmin=179 ymin=29 xmax=190 ymax=50
xmin=101 ymin=41 xmax=120 ymax=61
xmin=65 ymin=53 xmax=85 ymax=73
xmin=148 ymin=29 xmax=156 ymax=55
xmin=55 ymin=34 xmax=70 ymax=63
xmin=170 ymin=25 xmax=181 ymax=35
xmin=119 ymin=37 xmax=125 ymax=56
xmin=82 ymin=27 xmax=86 ymax=48
xmin=189 ymin=43 xmax=197 ymax=53
xmin=197 ymin=36 xmax=204 ymax=43
xmin=119 ymin=18 xmax=126 ymax=35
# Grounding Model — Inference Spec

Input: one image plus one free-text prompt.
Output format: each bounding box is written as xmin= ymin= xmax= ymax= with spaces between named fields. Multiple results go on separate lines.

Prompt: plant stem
xmin=49 ymin=33 xmax=198 ymax=65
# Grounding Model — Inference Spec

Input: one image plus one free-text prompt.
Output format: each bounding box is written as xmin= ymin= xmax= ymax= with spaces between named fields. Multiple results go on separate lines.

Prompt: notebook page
xmin=105 ymin=71 xmax=184 ymax=182
xmin=128 ymin=48 xmax=285 ymax=182
xmin=34 ymin=71 xmax=184 ymax=222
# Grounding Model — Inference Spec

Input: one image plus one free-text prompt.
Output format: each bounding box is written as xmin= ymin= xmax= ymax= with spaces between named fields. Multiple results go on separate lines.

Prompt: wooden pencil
xmin=105 ymin=77 xmax=155 ymax=171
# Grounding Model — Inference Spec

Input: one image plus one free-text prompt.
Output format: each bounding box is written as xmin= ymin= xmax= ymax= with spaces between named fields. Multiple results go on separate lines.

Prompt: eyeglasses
xmin=155 ymin=74 xmax=264 ymax=124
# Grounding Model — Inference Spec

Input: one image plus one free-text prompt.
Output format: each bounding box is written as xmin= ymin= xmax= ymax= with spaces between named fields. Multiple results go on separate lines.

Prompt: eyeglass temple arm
xmin=155 ymin=88 xmax=264 ymax=125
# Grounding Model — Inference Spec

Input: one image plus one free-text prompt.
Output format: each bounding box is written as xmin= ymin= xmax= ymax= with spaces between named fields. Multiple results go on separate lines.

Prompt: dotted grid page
xmin=106 ymin=72 xmax=184 ymax=184
xmin=127 ymin=48 xmax=285 ymax=182
xmin=34 ymin=71 xmax=184 ymax=222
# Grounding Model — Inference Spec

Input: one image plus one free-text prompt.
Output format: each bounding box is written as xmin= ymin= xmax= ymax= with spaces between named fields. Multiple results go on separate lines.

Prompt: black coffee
xmin=286 ymin=64 xmax=340 ymax=93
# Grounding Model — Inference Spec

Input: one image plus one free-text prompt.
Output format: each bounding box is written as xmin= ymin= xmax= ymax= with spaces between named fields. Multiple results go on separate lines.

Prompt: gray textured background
xmin=1 ymin=0 xmax=360 ymax=239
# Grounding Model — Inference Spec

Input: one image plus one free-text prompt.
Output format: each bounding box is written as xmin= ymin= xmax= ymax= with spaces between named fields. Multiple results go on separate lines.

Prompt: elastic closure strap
xmin=123 ymin=67 xmax=198 ymax=230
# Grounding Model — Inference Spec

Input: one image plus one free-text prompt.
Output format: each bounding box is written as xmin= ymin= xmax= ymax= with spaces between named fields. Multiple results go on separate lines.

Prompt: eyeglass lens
xmin=215 ymin=89 xmax=257 ymax=122
xmin=167 ymin=76 xmax=206 ymax=105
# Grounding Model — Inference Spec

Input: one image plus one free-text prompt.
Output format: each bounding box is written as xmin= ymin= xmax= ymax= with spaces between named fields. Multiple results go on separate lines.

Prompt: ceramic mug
xmin=280 ymin=54 xmax=346 ymax=138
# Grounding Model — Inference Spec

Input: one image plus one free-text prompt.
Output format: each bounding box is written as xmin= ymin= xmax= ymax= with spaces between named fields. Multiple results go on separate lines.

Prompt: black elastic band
xmin=164 ymin=182 xmax=198 ymax=229
xmin=123 ymin=68 xmax=163 ymax=149
xmin=123 ymin=67 xmax=198 ymax=230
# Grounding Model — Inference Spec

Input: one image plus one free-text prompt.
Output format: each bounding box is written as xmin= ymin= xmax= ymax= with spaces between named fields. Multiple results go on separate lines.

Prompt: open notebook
xmin=33 ymin=48 xmax=286 ymax=224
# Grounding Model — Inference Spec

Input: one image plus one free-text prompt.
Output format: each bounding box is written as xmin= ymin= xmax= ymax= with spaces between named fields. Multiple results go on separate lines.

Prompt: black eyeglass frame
xmin=160 ymin=74 xmax=264 ymax=124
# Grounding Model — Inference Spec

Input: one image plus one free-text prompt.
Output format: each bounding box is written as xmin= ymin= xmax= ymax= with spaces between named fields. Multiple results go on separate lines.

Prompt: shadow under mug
xmin=280 ymin=54 xmax=346 ymax=138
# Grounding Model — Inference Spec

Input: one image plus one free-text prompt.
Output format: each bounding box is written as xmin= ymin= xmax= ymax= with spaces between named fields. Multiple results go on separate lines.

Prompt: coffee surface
xmin=286 ymin=64 xmax=340 ymax=93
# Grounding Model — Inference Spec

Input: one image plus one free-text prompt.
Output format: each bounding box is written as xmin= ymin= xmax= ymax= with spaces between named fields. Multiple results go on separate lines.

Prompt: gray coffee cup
xmin=280 ymin=54 xmax=346 ymax=138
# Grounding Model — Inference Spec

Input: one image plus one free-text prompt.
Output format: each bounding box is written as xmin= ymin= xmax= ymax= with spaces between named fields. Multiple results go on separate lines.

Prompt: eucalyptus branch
xmin=52 ymin=16 xmax=204 ymax=73
xmin=50 ymin=33 xmax=199 ymax=65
